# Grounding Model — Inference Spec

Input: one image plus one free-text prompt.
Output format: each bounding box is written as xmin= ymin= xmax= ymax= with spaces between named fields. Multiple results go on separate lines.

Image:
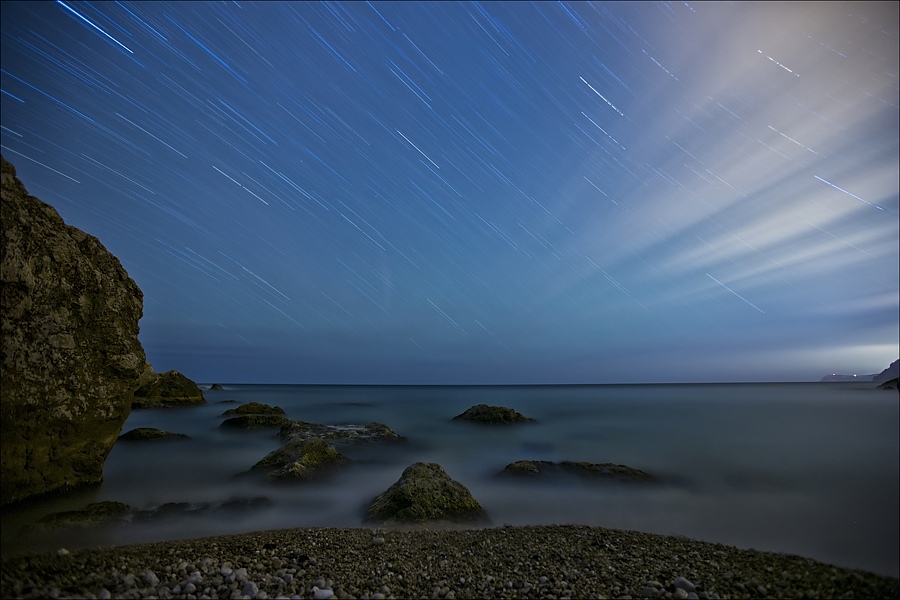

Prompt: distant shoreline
xmin=198 ymin=380 xmax=878 ymax=388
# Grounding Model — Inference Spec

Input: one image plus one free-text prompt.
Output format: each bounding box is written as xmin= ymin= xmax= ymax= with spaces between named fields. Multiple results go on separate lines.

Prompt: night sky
xmin=2 ymin=2 xmax=897 ymax=384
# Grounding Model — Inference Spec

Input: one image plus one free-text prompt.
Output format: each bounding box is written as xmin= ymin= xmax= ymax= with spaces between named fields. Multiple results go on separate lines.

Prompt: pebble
xmin=1 ymin=525 xmax=896 ymax=599
xmin=313 ymin=586 xmax=335 ymax=599
xmin=674 ymin=576 xmax=696 ymax=592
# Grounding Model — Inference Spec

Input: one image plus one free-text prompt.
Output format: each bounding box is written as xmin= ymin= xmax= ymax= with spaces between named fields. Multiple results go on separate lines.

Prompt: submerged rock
xmin=501 ymin=460 xmax=653 ymax=482
xmin=246 ymin=421 xmax=403 ymax=480
xmin=253 ymin=438 xmax=349 ymax=482
xmin=132 ymin=370 xmax=205 ymax=408
xmin=1 ymin=156 xmax=147 ymax=506
xmin=876 ymin=377 xmax=899 ymax=391
xmin=134 ymin=497 xmax=273 ymax=521
xmin=277 ymin=420 xmax=405 ymax=445
xmin=30 ymin=501 xmax=133 ymax=531
xmin=221 ymin=401 xmax=285 ymax=416
xmin=452 ymin=404 xmax=535 ymax=424
xmin=118 ymin=427 xmax=190 ymax=442
xmin=366 ymin=462 xmax=487 ymax=524
xmin=220 ymin=414 xmax=290 ymax=429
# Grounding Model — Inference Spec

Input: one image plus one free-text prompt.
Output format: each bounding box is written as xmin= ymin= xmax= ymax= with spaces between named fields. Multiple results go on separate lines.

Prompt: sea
xmin=2 ymin=382 xmax=898 ymax=578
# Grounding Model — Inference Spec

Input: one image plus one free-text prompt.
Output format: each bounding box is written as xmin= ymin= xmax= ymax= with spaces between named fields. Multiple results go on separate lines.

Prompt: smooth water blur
xmin=2 ymin=383 xmax=897 ymax=577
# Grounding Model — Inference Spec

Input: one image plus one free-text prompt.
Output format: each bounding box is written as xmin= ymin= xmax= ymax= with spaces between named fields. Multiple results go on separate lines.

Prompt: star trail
xmin=1 ymin=1 xmax=897 ymax=383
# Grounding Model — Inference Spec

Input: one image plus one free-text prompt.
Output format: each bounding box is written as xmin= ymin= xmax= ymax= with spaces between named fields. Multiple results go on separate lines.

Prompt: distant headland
xmin=821 ymin=359 xmax=899 ymax=382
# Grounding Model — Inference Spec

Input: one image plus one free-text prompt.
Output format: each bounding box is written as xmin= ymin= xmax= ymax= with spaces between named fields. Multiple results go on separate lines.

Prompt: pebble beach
xmin=2 ymin=525 xmax=897 ymax=600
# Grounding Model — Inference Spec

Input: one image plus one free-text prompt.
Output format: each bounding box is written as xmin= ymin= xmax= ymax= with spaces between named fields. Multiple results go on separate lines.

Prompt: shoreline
xmin=2 ymin=524 xmax=897 ymax=599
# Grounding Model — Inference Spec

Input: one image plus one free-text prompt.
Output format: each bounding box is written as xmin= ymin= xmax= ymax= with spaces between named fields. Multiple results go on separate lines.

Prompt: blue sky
xmin=2 ymin=1 xmax=897 ymax=383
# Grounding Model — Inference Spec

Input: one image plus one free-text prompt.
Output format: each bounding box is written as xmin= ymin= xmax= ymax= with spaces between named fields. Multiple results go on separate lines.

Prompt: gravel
xmin=1 ymin=524 xmax=897 ymax=599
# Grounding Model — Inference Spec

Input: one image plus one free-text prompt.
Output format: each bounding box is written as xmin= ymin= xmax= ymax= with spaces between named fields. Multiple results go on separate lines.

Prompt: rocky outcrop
xmin=277 ymin=420 xmax=404 ymax=446
xmin=29 ymin=501 xmax=132 ymax=531
xmin=28 ymin=497 xmax=273 ymax=533
xmin=366 ymin=462 xmax=487 ymax=524
xmin=117 ymin=427 xmax=190 ymax=442
xmin=221 ymin=414 xmax=290 ymax=429
xmin=1 ymin=156 xmax=146 ymax=506
xmin=221 ymin=402 xmax=285 ymax=416
xmin=452 ymin=404 xmax=535 ymax=424
xmin=245 ymin=420 xmax=403 ymax=480
xmin=873 ymin=359 xmax=899 ymax=382
xmin=132 ymin=370 xmax=205 ymax=408
xmin=252 ymin=438 xmax=349 ymax=482
xmin=501 ymin=460 xmax=653 ymax=482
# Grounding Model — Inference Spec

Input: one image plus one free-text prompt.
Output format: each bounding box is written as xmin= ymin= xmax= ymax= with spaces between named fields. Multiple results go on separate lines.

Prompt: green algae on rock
xmin=221 ymin=401 xmax=286 ymax=416
xmin=254 ymin=438 xmax=349 ymax=482
xmin=132 ymin=370 xmax=206 ymax=408
xmin=366 ymin=462 xmax=488 ymax=524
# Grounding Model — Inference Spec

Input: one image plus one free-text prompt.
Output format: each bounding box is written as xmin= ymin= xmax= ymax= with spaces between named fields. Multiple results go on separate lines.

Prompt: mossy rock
xmin=220 ymin=414 xmax=290 ymax=429
xmin=132 ymin=370 xmax=205 ymax=408
xmin=31 ymin=501 xmax=132 ymax=531
xmin=452 ymin=404 xmax=535 ymax=424
xmin=501 ymin=460 xmax=653 ymax=482
xmin=366 ymin=462 xmax=488 ymax=524
xmin=221 ymin=402 xmax=285 ymax=417
xmin=255 ymin=438 xmax=349 ymax=482
xmin=118 ymin=427 xmax=190 ymax=441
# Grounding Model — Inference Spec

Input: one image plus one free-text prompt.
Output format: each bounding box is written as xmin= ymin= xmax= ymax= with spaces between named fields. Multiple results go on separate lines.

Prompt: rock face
xmin=132 ymin=370 xmax=205 ymax=408
xmin=366 ymin=462 xmax=487 ymax=524
xmin=501 ymin=460 xmax=653 ymax=482
xmin=452 ymin=404 xmax=535 ymax=424
xmin=1 ymin=156 xmax=146 ymax=506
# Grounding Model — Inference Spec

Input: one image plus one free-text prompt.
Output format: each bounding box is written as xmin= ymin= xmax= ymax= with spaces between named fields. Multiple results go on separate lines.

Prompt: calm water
xmin=2 ymin=383 xmax=898 ymax=577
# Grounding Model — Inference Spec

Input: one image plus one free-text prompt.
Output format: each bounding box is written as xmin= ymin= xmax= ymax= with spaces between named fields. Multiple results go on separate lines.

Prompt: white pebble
xmin=312 ymin=586 xmax=335 ymax=600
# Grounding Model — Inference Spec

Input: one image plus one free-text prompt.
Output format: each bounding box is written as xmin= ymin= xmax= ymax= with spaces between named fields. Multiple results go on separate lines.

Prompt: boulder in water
xmin=452 ymin=404 xmax=535 ymax=424
xmin=366 ymin=462 xmax=487 ymax=524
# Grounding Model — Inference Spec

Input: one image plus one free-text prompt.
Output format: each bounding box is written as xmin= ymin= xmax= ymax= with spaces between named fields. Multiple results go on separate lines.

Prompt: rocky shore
xmin=2 ymin=525 xmax=897 ymax=599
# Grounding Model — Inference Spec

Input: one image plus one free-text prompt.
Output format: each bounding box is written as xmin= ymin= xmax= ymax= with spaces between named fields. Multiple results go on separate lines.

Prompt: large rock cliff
xmin=0 ymin=156 xmax=147 ymax=506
